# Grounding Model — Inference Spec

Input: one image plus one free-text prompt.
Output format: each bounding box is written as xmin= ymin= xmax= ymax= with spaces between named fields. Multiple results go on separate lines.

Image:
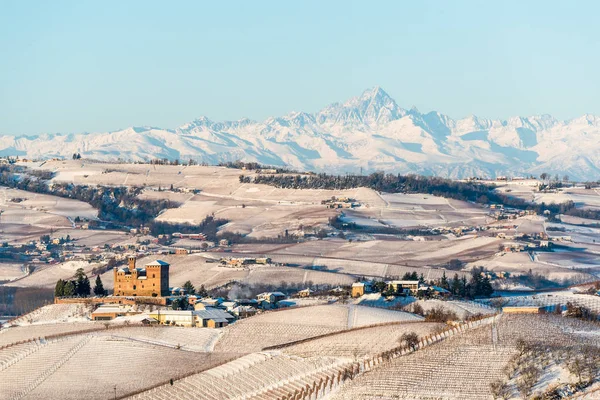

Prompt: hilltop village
xmin=1 ymin=159 xmax=600 ymax=400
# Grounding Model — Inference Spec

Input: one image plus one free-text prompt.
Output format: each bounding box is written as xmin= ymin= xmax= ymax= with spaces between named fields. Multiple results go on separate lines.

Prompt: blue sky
xmin=0 ymin=0 xmax=598 ymax=135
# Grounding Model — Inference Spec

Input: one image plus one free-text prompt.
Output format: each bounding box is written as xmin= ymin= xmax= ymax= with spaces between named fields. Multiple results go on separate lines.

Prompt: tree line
xmin=54 ymin=268 xmax=105 ymax=297
xmin=437 ymin=267 xmax=494 ymax=298
xmin=367 ymin=268 xmax=493 ymax=299
xmin=250 ymin=171 xmax=600 ymax=219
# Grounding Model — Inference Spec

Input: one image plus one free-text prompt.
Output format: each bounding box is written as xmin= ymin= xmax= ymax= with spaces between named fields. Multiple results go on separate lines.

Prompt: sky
xmin=0 ymin=0 xmax=599 ymax=136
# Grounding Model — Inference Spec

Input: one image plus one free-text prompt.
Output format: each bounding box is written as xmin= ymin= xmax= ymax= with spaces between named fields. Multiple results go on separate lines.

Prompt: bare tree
xmin=517 ymin=365 xmax=540 ymax=398
xmin=490 ymin=379 xmax=511 ymax=400
xmin=399 ymin=332 xmax=420 ymax=349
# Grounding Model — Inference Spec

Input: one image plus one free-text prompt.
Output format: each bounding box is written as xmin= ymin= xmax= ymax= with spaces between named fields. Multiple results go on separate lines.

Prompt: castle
xmin=113 ymin=256 xmax=170 ymax=297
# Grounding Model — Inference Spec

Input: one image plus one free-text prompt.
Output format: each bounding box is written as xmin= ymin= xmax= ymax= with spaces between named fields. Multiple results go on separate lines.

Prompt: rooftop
xmin=146 ymin=259 xmax=170 ymax=267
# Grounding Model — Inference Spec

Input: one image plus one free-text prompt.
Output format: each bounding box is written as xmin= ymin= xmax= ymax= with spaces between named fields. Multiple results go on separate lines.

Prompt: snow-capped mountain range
xmin=3 ymin=87 xmax=600 ymax=180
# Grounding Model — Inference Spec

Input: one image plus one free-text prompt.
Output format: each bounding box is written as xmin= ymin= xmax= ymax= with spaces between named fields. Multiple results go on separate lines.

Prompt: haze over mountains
xmin=4 ymin=87 xmax=600 ymax=180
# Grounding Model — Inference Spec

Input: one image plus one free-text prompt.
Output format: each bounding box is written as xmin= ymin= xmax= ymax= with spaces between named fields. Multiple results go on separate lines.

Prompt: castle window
xmin=153 ymin=274 xmax=155 ymax=278
xmin=133 ymin=285 xmax=136 ymax=290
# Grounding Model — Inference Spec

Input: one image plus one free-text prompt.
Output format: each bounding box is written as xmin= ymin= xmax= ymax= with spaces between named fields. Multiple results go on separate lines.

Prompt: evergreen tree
xmin=63 ymin=280 xmax=76 ymax=297
xmin=460 ymin=276 xmax=468 ymax=297
xmin=93 ymin=275 xmax=105 ymax=296
xmin=197 ymin=284 xmax=208 ymax=297
xmin=80 ymin=276 xmax=91 ymax=297
xmin=373 ymin=281 xmax=387 ymax=293
xmin=451 ymin=274 xmax=461 ymax=295
xmin=54 ymin=279 xmax=65 ymax=297
xmin=440 ymin=271 xmax=449 ymax=290
xmin=171 ymin=297 xmax=189 ymax=310
xmin=182 ymin=280 xmax=195 ymax=295
xmin=402 ymin=271 xmax=419 ymax=281
xmin=74 ymin=268 xmax=91 ymax=297
xmin=480 ymin=275 xmax=494 ymax=297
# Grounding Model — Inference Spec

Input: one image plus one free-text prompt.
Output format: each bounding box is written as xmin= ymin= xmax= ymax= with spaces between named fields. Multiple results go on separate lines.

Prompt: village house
xmin=297 ymin=288 xmax=314 ymax=298
xmin=199 ymin=297 xmax=223 ymax=308
xmin=418 ymin=285 xmax=450 ymax=297
xmin=220 ymin=301 xmax=238 ymax=311
xmin=231 ymin=305 xmax=258 ymax=319
xmin=220 ymin=257 xmax=271 ymax=268
xmin=170 ymin=287 xmax=187 ymax=296
xmin=351 ymin=282 xmax=369 ymax=298
xmin=91 ymin=304 xmax=141 ymax=321
xmin=257 ymin=292 xmax=286 ymax=304
xmin=149 ymin=308 xmax=234 ymax=328
xmin=386 ymin=280 xmax=420 ymax=294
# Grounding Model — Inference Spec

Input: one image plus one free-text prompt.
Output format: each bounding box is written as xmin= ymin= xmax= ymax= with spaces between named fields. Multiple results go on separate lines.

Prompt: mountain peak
xmin=321 ymin=86 xmax=406 ymax=126
xmin=359 ymin=86 xmax=390 ymax=101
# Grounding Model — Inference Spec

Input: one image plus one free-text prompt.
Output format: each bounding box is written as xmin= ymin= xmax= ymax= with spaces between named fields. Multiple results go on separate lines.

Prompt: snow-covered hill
xmin=3 ymin=87 xmax=600 ymax=180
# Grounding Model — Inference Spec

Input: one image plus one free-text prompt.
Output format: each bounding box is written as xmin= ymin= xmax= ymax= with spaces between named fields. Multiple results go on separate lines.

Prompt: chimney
xmin=128 ymin=256 xmax=136 ymax=269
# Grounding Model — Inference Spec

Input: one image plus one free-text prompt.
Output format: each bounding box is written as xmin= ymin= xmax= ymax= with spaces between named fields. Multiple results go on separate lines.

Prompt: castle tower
xmin=128 ymin=256 xmax=136 ymax=269
xmin=144 ymin=260 xmax=170 ymax=296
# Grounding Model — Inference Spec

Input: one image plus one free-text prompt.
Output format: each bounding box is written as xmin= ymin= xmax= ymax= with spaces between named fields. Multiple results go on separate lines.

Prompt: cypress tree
xmin=182 ymin=280 xmax=195 ymax=295
xmin=440 ymin=271 xmax=449 ymax=290
xmin=74 ymin=268 xmax=91 ymax=297
xmin=63 ymin=281 xmax=76 ymax=297
xmin=80 ymin=276 xmax=91 ymax=297
xmin=93 ymin=275 xmax=105 ymax=296
xmin=54 ymin=279 xmax=65 ymax=297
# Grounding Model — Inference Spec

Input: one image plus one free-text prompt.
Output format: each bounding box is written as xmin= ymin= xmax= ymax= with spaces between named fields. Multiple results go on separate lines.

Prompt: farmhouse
xmin=352 ymin=282 xmax=371 ymax=298
xmin=297 ymin=288 xmax=314 ymax=297
xmin=231 ymin=305 xmax=258 ymax=318
xmin=220 ymin=257 xmax=272 ymax=268
xmin=386 ymin=280 xmax=420 ymax=294
xmin=149 ymin=308 xmax=234 ymax=328
xmin=91 ymin=304 xmax=141 ymax=321
xmin=113 ymin=257 xmax=170 ymax=297
xmin=257 ymin=292 xmax=286 ymax=305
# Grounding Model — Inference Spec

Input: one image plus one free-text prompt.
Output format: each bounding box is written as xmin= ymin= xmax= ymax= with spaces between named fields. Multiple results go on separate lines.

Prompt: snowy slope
xmin=3 ymin=87 xmax=600 ymax=180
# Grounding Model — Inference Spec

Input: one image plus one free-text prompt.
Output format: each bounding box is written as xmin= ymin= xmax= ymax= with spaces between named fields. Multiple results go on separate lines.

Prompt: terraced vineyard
xmin=331 ymin=314 xmax=600 ymax=400
xmin=284 ymin=322 xmax=443 ymax=359
xmin=127 ymin=352 xmax=351 ymax=400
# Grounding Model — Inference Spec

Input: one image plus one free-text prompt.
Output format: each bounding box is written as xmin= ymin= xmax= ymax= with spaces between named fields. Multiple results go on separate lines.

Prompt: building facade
xmin=113 ymin=257 xmax=170 ymax=297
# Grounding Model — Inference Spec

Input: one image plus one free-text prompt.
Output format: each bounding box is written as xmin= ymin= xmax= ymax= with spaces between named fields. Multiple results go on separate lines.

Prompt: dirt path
xmin=347 ymin=305 xmax=356 ymax=328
